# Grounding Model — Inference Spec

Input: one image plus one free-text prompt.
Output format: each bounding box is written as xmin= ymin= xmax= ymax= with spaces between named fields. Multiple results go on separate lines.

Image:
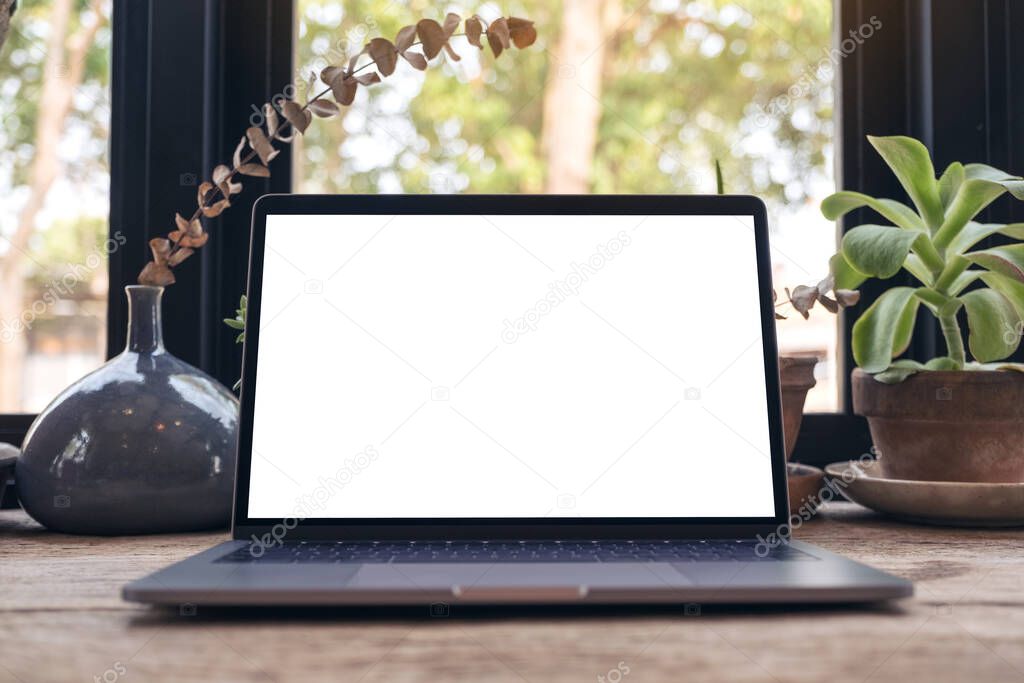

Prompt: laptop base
xmin=123 ymin=539 xmax=912 ymax=606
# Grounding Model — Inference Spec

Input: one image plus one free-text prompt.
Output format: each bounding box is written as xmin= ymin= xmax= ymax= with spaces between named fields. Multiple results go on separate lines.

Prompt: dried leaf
xmin=338 ymin=78 xmax=359 ymax=105
xmin=347 ymin=47 xmax=365 ymax=74
xmin=188 ymin=233 xmax=209 ymax=248
xmin=149 ymin=238 xmax=171 ymax=265
xmin=401 ymin=51 xmax=428 ymax=70
xmin=775 ymin=312 xmax=787 ymax=320
xmin=281 ymin=100 xmax=312 ymax=134
xmin=212 ymin=164 xmax=232 ymax=186
xmin=212 ymin=164 xmax=242 ymax=196
xmin=818 ymin=293 xmax=839 ymax=313
xmin=263 ymin=103 xmax=279 ymax=138
xmin=308 ymin=99 xmax=339 ymax=118
xmin=836 ymin=289 xmax=861 ymax=307
xmin=232 ymin=135 xmax=246 ymax=168
xmin=442 ymin=12 xmax=460 ymax=37
xmin=367 ymin=37 xmax=398 ymax=77
xmin=395 ymin=25 xmax=416 ymax=52
xmin=508 ymin=17 xmax=537 ymax=48
xmin=238 ymin=163 xmax=271 ymax=178
xmin=138 ymin=261 xmax=176 ymax=286
xmin=488 ymin=17 xmax=511 ymax=58
xmin=197 ymin=180 xmax=230 ymax=217
xmin=246 ymin=126 xmax=279 ymax=165
xmin=417 ymin=18 xmax=446 ymax=59
xmin=202 ymin=198 xmax=230 ymax=218
xmin=466 ymin=16 xmax=484 ymax=49
xmin=395 ymin=24 xmax=427 ymax=69
xmin=306 ymin=71 xmax=317 ymax=101
xmin=322 ymin=65 xmax=358 ymax=105
xmin=170 ymin=230 xmax=209 ymax=248
xmin=816 ymin=274 xmax=835 ymax=297
xmin=490 ymin=18 xmax=512 ymax=47
xmin=168 ymin=247 xmax=194 ymax=267
xmin=174 ymin=212 xmax=190 ymax=233
xmin=174 ymin=212 xmax=202 ymax=238
xmin=196 ymin=181 xmax=216 ymax=209
xmin=487 ymin=32 xmax=504 ymax=58
xmin=355 ymin=72 xmax=380 ymax=86
xmin=321 ymin=65 xmax=345 ymax=84
xmin=789 ymin=284 xmax=818 ymax=319
xmin=264 ymin=102 xmax=288 ymax=141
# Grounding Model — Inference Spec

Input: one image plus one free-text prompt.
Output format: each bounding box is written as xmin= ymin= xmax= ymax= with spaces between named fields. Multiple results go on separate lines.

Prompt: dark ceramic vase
xmin=16 ymin=286 xmax=238 ymax=534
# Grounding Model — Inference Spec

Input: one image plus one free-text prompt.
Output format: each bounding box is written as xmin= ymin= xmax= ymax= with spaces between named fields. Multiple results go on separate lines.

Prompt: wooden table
xmin=2 ymin=503 xmax=1023 ymax=683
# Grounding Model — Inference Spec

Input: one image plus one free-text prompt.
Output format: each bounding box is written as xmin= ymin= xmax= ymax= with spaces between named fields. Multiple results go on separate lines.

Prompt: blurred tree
xmin=541 ymin=0 xmax=621 ymax=193
xmin=0 ymin=1 xmax=14 ymax=51
xmin=0 ymin=0 xmax=108 ymax=409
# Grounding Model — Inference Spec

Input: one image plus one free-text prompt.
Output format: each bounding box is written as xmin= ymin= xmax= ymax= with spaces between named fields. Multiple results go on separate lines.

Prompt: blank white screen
xmin=247 ymin=214 xmax=776 ymax=518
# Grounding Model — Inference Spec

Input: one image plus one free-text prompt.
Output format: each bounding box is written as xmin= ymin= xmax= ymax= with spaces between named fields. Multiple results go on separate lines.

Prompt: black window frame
xmin=1 ymin=0 xmax=292 ymax=447
xmin=3 ymin=0 xmax=1023 ymax=472
xmin=794 ymin=0 xmax=1024 ymax=465
xmin=106 ymin=0 xmax=294 ymax=381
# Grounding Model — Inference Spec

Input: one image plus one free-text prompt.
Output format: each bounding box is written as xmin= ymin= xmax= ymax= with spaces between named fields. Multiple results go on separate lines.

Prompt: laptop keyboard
xmin=217 ymin=540 xmax=817 ymax=564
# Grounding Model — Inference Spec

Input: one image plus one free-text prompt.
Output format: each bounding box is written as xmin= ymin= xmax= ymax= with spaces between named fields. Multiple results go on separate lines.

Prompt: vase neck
xmin=125 ymin=286 xmax=165 ymax=353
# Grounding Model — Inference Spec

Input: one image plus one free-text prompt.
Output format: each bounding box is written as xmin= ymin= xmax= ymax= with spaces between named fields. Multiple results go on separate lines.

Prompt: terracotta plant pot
xmin=779 ymin=355 xmax=823 ymax=510
xmin=852 ymin=368 xmax=1024 ymax=483
xmin=779 ymin=355 xmax=817 ymax=458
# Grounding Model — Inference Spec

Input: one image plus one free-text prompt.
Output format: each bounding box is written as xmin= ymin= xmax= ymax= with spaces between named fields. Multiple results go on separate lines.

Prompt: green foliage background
xmin=295 ymin=0 xmax=833 ymax=213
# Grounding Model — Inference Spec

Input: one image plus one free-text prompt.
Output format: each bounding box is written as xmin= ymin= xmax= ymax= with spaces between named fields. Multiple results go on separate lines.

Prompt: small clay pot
xmin=779 ymin=355 xmax=817 ymax=459
xmin=786 ymin=462 xmax=825 ymax=511
xmin=852 ymin=368 xmax=1024 ymax=483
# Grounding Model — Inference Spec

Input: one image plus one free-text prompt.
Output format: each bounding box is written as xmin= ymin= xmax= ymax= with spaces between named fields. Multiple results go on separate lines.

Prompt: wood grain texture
xmin=2 ymin=503 xmax=1023 ymax=683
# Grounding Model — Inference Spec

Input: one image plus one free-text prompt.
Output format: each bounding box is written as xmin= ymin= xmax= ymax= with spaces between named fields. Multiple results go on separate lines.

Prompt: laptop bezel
xmin=232 ymin=194 xmax=790 ymax=540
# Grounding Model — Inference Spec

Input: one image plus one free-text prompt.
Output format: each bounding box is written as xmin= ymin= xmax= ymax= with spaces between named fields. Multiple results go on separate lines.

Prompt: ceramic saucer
xmin=824 ymin=459 xmax=1024 ymax=527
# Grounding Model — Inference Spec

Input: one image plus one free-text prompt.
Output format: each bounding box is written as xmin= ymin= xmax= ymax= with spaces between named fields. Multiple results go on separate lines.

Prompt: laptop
xmin=123 ymin=194 xmax=911 ymax=607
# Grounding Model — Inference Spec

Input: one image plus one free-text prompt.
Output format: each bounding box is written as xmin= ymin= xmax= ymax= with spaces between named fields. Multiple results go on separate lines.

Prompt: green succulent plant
xmin=824 ymin=135 xmax=1024 ymax=382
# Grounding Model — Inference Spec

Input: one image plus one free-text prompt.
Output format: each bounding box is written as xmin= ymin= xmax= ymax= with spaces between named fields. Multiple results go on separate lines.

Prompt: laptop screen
xmin=246 ymin=212 xmax=777 ymax=520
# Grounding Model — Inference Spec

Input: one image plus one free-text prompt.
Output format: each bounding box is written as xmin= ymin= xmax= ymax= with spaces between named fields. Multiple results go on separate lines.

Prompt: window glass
xmin=293 ymin=0 xmax=838 ymax=409
xmin=0 ymin=0 xmax=112 ymax=413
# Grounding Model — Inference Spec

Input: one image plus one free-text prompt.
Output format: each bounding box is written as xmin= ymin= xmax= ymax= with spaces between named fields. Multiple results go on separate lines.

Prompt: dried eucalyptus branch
xmin=773 ymin=276 xmax=860 ymax=320
xmin=138 ymin=14 xmax=538 ymax=286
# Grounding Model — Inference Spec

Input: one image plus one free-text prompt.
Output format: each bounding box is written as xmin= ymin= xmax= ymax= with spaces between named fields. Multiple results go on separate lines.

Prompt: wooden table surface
xmin=2 ymin=502 xmax=1023 ymax=683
